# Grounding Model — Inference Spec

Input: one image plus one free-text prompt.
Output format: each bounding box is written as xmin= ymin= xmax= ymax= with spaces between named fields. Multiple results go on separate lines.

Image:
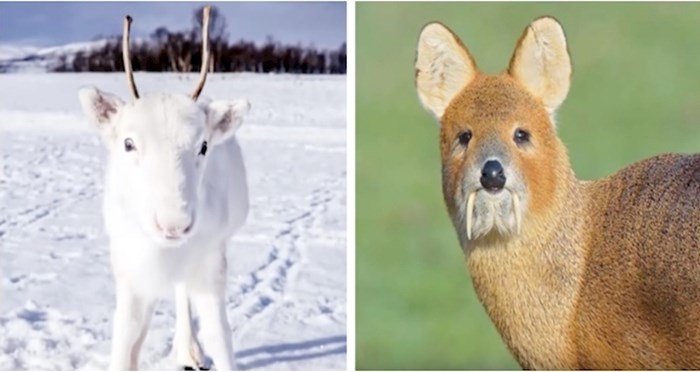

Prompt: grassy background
xmin=356 ymin=2 xmax=700 ymax=370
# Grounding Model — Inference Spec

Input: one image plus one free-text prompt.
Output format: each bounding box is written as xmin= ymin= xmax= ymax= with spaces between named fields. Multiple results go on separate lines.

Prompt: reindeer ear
xmin=78 ymin=87 xmax=124 ymax=132
xmin=206 ymin=99 xmax=250 ymax=145
xmin=415 ymin=22 xmax=478 ymax=120
xmin=508 ymin=17 xmax=571 ymax=114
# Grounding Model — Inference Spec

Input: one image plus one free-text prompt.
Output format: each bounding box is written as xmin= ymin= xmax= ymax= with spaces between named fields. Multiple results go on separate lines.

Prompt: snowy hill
xmin=0 ymin=45 xmax=40 ymax=60
xmin=0 ymin=73 xmax=347 ymax=370
xmin=0 ymin=40 xmax=109 ymax=73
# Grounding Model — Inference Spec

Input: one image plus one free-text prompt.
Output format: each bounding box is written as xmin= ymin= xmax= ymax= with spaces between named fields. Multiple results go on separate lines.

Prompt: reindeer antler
xmin=191 ymin=5 xmax=211 ymax=101
xmin=122 ymin=15 xmax=139 ymax=99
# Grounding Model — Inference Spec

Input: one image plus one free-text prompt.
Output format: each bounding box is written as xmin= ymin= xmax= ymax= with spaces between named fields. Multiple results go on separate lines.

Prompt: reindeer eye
xmin=124 ymin=138 xmax=136 ymax=152
xmin=514 ymin=128 xmax=530 ymax=145
xmin=457 ymin=130 xmax=472 ymax=146
xmin=199 ymin=141 xmax=208 ymax=156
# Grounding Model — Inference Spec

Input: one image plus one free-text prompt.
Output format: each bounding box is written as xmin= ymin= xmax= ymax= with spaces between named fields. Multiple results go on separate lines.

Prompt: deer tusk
xmin=466 ymin=191 xmax=476 ymax=240
xmin=513 ymin=193 xmax=521 ymax=234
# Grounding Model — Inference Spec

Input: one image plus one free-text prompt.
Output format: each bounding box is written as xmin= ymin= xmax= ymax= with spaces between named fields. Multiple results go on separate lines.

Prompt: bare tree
xmin=50 ymin=5 xmax=346 ymax=76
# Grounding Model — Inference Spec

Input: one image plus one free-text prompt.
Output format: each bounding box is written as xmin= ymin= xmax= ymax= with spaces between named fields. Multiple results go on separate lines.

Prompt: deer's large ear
xmin=206 ymin=99 xmax=250 ymax=145
xmin=415 ymin=22 xmax=478 ymax=120
xmin=78 ymin=87 xmax=124 ymax=134
xmin=508 ymin=17 xmax=571 ymax=114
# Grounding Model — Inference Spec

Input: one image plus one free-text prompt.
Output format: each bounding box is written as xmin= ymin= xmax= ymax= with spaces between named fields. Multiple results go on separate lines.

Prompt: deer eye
xmin=514 ymin=128 xmax=530 ymax=145
xmin=199 ymin=141 xmax=208 ymax=156
xmin=124 ymin=138 xmax=136 ymax=152
xmin=457 ymin=130 xmax=472 ymax=146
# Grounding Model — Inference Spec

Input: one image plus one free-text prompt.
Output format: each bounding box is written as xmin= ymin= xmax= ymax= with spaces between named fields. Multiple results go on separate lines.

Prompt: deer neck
xmin=465 ymin=170 xmax=586 ymax=369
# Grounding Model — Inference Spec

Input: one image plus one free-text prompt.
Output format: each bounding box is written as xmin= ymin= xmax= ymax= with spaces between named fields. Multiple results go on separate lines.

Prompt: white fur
xmin=508 ymin=17 xmax=571 ymax=115
xmin=415 ymin=22 xmax=478 ymax=120
xmin=453 ymin=154 xmax=528 ymax=247
xmin=78 ymin=87 xmax=251 ymax=370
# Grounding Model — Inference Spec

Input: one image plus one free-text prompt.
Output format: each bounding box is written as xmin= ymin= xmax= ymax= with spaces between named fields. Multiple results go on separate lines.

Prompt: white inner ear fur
xmin=78 ymin=87 xmax=124 ymax=136
xmin=508 ymin=17 xmax=571 ymax=115
xmin=415 ymin=23 xmax=478 ymax=121
xmin=206 ymin=99 xmax=251 ymax=145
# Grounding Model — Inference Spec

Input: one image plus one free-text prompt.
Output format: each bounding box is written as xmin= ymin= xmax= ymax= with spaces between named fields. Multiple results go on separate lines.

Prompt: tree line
xmin=53 ymin=6 xmax=346 ymax=74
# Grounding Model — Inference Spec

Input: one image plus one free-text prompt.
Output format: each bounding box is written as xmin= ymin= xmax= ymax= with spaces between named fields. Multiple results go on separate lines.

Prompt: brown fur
xmin=440 ymin=73 xmax=566 ymax=222
xmin=417 ymin=17 xmax=700 ymax=369
xmin=574 ymin=154 xmax=700 ymax=368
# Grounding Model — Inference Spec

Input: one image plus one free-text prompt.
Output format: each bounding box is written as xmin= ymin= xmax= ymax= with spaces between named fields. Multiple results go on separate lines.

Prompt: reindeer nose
xmin=155 ymin=215 xmax=193 ymax=239
xmin=480 ymin=160 xmax=506 ymax=191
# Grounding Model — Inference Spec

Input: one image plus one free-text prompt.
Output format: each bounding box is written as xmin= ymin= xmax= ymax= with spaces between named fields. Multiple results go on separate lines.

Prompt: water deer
xmin=78 ymin=7 xmax=250 ymax=370
xmin=415 ymin=16 xmax=700 ymax=369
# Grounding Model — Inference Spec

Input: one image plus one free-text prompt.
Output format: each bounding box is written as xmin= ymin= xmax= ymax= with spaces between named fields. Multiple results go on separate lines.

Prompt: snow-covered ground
xmin=0 ymin=73 xmax=347 ymax=370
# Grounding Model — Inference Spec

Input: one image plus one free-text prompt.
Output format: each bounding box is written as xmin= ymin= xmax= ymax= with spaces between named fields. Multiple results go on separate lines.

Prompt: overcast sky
xmin=0 ymin=2 xmax=346 ymax=49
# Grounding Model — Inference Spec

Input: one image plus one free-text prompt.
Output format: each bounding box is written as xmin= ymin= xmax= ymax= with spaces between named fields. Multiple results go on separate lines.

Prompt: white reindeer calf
xmin=78 ymin=7 xmax=249 ymax=370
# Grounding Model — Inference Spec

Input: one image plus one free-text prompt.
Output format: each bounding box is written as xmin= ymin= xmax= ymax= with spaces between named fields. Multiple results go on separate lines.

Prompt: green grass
xmin=356 ymin=3 xmax=700 ymax=370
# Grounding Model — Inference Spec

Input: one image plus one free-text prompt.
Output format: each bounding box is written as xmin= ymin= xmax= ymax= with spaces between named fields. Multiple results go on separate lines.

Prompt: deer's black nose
xmin=480 ymin=160 xmax=506 ymax=191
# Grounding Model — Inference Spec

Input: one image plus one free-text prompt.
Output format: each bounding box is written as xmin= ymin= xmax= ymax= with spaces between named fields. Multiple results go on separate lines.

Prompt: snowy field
xmin=0 ymin=73 xmax=347 ymax=370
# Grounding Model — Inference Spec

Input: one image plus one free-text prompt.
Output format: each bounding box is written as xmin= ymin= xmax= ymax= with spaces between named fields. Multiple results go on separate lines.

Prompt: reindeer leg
xmin=173 ymin=283 xmax=207 ymax=370
xmin=109 ymin=281 xmax=156 ymax=370
xmin=190 ymin=246 xmax=235 ymax=370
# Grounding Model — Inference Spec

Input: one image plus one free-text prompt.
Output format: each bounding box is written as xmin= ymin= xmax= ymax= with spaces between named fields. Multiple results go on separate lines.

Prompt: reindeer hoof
xmin=183 ymin=366 xmax=210 ymax=371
